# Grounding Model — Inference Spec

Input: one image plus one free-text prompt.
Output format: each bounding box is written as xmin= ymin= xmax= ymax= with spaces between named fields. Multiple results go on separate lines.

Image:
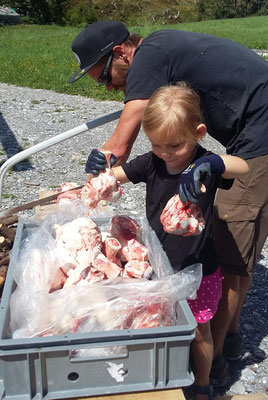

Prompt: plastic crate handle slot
xmin=69 ymin=345 xmax=128 ymax=362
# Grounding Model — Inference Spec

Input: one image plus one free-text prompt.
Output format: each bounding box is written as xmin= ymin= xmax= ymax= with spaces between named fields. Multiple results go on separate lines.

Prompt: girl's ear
xmin=196 ymin=124 xmax=207 ymax=141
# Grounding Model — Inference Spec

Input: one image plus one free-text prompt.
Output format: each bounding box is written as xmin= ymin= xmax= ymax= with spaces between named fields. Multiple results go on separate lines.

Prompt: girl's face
xmin=150 ymin=137 xmax=197 ymax=174
xmin=148 ymin=124 xmax=206 ymax=173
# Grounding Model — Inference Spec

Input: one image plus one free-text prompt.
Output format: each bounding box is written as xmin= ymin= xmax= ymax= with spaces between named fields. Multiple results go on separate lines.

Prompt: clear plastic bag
xmin=10 ymin=264 xmax=202 ymax=338
xmin=9 ymin=203 xmax=202 ymax=340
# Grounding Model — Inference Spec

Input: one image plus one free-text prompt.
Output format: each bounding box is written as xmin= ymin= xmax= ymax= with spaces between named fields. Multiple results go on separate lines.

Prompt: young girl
xmin=86 ymin=83 xmax=249 ymax=399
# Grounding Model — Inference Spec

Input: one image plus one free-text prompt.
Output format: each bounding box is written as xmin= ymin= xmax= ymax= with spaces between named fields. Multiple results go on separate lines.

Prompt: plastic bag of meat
xmin=160 ymin=194 xmax=205 ymax=236
xmin=10 ymin=263 xmax=202 ymax=339
xmin=9 ymin=204 xmax=200 ymax=344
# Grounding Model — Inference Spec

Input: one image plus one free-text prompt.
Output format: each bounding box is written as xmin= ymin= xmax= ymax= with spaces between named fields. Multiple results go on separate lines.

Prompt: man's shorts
xmin=212 ymin=154 xmax=268 ymax=277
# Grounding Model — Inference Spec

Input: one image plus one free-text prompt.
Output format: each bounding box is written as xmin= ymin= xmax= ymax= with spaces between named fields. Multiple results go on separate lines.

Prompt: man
xmin=68 ymin=20 xmax=268 ymax=386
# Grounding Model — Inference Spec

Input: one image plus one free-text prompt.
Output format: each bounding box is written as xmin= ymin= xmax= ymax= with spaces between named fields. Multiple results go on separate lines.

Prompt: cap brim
xmin=68 ymin=63 xmax=93 ymax=84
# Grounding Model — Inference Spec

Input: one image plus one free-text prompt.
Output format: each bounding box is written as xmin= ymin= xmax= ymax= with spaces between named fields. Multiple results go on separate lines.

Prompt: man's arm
xmin=101 ymin=99 xmax=149 ymax=165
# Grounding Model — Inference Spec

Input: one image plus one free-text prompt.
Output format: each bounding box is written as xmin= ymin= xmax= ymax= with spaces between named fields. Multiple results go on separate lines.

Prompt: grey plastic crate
xmin=0 ymin=218 xmax=197 ymax=400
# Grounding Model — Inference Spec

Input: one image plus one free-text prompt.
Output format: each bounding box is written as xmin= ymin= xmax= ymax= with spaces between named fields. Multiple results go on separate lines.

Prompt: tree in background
xmin=5 ymin=0 xmax=268 ymax=25
xmin=7 ymin=0 xmax=68 ymax=24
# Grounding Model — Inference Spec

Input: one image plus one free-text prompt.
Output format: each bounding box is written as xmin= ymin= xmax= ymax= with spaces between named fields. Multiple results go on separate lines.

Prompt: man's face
xmin=87 ymin=57 xmax=129 ymax=93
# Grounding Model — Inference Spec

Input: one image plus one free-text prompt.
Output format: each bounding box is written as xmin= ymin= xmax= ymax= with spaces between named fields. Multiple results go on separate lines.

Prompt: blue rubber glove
xmin=177 ymin=154 xmax=225 ymax=203
xmin=85 ymin=149 xmax=117 ymax=175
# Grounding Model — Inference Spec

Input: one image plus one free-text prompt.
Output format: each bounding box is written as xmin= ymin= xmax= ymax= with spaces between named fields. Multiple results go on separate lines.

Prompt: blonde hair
xmin=142 ymin=82 xmax=203 ymax=144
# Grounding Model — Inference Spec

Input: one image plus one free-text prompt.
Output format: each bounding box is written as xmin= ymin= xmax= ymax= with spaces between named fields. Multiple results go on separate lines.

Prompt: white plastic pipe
xmin=0 ymin=110 xmax=122 ymax=206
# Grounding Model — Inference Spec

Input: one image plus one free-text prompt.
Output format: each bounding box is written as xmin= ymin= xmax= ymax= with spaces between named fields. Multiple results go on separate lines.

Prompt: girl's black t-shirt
xmin=122 ymin=145 xmax=233 ymax=276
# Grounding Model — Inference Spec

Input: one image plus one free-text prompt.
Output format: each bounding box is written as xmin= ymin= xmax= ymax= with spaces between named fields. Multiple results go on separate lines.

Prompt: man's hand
xmin=85 ymin=149 xmax=117 ymax=175
xmin=177 ymin=154 xmax=225 ymax=203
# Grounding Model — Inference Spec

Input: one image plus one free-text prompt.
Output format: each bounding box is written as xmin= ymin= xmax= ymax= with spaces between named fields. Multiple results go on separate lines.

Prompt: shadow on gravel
xmin=184 ymin=260 xmax=268 ymax=399
xmin=0 ymin=114 xmax=33 ymax=171
xmin=215 ymin=259 xmax=268 ymax=396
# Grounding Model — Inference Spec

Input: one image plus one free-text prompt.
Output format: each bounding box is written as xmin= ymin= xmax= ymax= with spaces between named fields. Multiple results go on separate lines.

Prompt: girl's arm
xmin=220 ymin=155 xmax=249 ymax=179
xmin=112 ymin=166 xmax=130 ymax=184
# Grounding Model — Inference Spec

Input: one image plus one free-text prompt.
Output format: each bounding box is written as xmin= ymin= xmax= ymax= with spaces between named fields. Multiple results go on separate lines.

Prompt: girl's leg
xmin=192 ymin=321 xmax=213 ymax=400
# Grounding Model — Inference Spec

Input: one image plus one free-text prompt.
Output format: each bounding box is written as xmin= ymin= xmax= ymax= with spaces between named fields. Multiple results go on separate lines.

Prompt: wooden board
xmin=69 ymin=388 xmax=186 ymax=400
xmin=218 ymin=394 xmax=268 ymax=400
xmin=35 ymin=190 xmax=58 ymax=219
xmin=68 ymin=390 xmax=268 ymax=400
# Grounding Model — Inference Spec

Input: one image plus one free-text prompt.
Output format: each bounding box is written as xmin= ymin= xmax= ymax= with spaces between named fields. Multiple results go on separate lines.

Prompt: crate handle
xmin=69 ymin=345 xmax=128 ymax=362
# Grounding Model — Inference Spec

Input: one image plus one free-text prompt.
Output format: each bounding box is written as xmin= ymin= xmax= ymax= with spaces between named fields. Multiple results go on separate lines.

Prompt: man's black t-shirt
xmin=122 ymin=145 xmax=232 ymax=276
xmin=125 ymin=30 xmax=268 ymax=160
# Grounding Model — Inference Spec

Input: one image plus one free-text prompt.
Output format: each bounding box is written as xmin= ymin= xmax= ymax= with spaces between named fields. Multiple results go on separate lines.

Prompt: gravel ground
xmin=0 ymin=82 xmax=267 ymax=396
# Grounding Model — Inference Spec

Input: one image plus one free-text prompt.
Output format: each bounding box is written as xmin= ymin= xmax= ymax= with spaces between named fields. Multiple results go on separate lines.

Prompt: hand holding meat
xmin=85 ymin=149 xmax=117 ymax=175
xmin=177 ymin=154 xmax=225 ymax=203
xmin=81 ymin=150 xmax=122 ymax=209
xmin=160 ymin=194 xmax=205 ymax=236
xmin=57 ymin=150 xmax=122 ymax=209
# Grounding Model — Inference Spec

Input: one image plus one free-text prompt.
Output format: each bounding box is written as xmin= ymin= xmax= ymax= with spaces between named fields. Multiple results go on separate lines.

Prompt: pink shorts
xmin=187 ymin=268 xmax=223 ymax=324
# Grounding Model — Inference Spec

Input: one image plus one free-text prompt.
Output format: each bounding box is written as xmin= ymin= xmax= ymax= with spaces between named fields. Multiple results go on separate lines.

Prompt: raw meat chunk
xmin=57 ymin=182 xmax=81 ymax=205
xmin=160 ymin=194 xmax=205 ymax=236
xmin=56 ymin=151 xmax=123 ymax=210
xmin=49 ymin=264 xmax=74 ymax=292
xmin=123 ymin=260 xmax=153 ymax=279
xmin=125 ymin=301 xmax=173 ymax=329
xmin=80 ymin=150 xmax=123 ymax=209
xmin=121 ymin=238 xmax=149 ymax=262
xmin=102 ymin=236 xmax=122 ymax=267
xmin=54 ymin=217 xmax=102 ymax=265
xmin=92 ymin=252 xmax=123 ymax=279
xmin=109 ymin=216 xmax=148 ymax=262
xmin=109 ymin=216 xmax=141 ymax=245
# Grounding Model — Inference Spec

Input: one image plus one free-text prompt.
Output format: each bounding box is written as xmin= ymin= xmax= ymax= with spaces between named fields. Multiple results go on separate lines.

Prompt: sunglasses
xmin=97 ymin=53 xmax=113 ymax=86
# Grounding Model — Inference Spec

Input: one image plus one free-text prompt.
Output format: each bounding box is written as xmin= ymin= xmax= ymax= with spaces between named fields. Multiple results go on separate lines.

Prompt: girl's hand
xmin=177 ymin=154 xmax=225 ymax=203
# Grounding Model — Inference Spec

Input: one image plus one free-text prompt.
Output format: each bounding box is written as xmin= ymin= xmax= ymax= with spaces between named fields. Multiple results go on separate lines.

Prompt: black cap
xmin=68 ymin=20 xmax=129 ymax=84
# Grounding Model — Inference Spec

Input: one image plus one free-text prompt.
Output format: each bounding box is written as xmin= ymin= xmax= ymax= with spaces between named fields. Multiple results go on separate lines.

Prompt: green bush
xmin=64 ymin=1 xmax=98 ymax=26
xmin=257 ymin=0 xmax=268 ymax=15
xmin=197 ymin=0 xmax=268 ymax=20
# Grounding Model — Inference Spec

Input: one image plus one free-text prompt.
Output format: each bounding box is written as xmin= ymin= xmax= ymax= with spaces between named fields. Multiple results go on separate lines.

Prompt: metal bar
xmin=0 ymin=110 xmax=122 ymax=207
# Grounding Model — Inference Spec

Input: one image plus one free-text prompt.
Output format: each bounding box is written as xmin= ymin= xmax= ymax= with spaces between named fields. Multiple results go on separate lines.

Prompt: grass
xmin=133 ymin=16 xmax=268 ymax=49
xmin=0 ymin=16 xmax=267 ymax=101
xmin=2 ymin=193 xmax=18 ymax=199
